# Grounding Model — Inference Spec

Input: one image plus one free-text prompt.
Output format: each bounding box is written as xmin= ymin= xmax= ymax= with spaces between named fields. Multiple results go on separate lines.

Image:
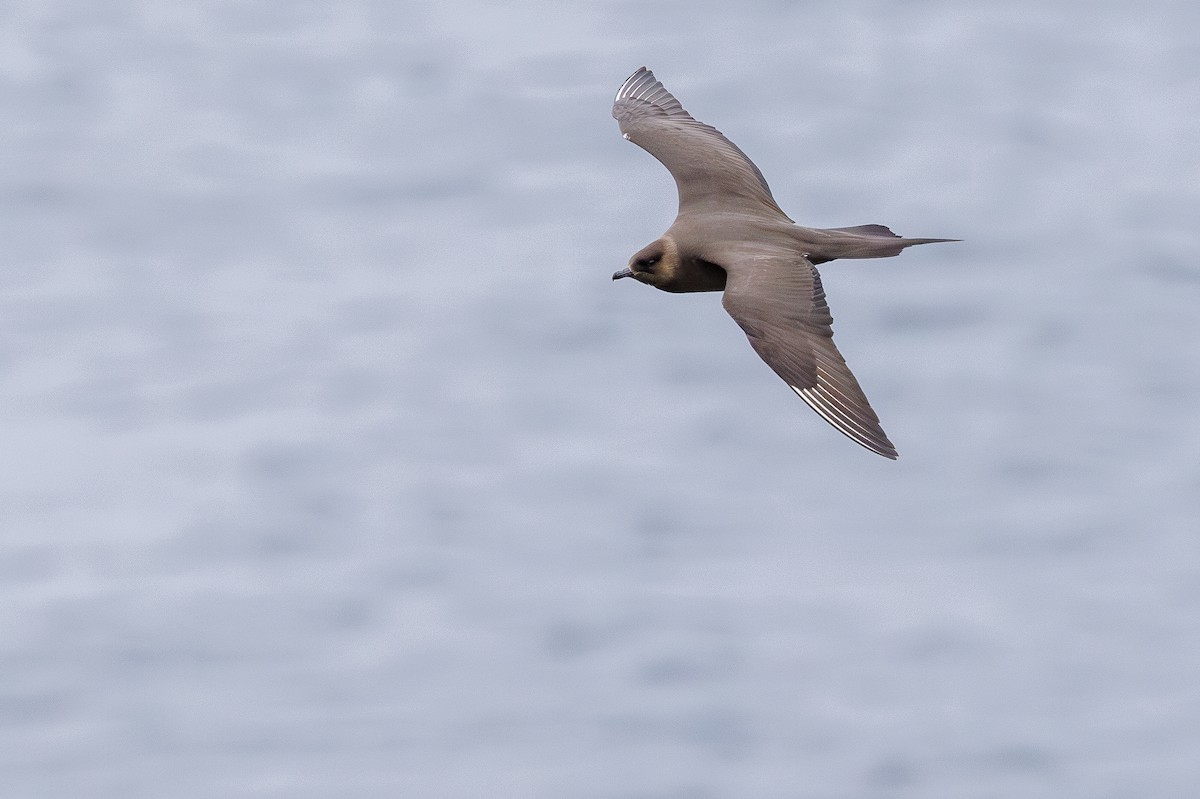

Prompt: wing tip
xmin=613 ymin=66 xmax=690 ymax=120
xmin=615 ymin=66 xmax=654 ymax=103
xmin=793 ymin=385 xmax=899 ymax=459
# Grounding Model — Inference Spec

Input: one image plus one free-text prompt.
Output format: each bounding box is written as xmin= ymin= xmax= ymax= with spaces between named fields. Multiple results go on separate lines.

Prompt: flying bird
xmin=611 ymin=67 xmax=955 ymax=459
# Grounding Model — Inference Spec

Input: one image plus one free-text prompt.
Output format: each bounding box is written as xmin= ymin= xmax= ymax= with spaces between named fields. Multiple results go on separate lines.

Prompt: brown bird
xmin=612 ymin=67 xmax=955 ymax=459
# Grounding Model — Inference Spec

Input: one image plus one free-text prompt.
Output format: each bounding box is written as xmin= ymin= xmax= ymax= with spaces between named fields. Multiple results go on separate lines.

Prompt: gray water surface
xmin=3 ymin=1 xmax=1199 ymax=797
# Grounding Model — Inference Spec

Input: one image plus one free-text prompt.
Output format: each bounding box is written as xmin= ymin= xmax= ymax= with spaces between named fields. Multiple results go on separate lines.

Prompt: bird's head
xmin=612 ymin=238 xmax=679 ymax=290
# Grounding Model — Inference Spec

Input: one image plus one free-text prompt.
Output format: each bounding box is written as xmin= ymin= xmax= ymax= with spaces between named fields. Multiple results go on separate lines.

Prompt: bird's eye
xmin=639 ymin=255 xmax=660 ymax=268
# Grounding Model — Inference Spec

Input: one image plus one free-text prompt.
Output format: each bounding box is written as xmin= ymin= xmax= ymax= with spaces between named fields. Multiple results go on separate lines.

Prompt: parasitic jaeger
xmin=611 ymin=67 xmax=955 ymax=459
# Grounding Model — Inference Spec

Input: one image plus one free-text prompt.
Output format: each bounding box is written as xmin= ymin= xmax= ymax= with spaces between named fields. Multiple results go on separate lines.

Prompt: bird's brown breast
xmin=657 ymin=256 xmax=727 ymax=293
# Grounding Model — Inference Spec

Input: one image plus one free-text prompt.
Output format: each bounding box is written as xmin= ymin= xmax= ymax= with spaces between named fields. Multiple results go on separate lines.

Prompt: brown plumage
xmin=611 ymin=67 xmax=956 ymax=459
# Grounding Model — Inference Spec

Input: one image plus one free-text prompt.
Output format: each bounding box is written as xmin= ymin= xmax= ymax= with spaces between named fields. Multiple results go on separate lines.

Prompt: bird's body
xmin=611 ymin=67 xmax=955 ymax=459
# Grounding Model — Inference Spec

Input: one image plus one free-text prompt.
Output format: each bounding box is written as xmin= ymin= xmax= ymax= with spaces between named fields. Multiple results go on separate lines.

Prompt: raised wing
xmin=720 ymin=250 xmax=898 ymax=458
xmin=613 ymin=67 xmax=791 ymax=220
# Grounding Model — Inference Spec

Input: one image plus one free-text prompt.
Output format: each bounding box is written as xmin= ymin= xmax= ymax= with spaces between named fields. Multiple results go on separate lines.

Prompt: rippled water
xmin=3 ymin=1 xmax=1199 ymax=796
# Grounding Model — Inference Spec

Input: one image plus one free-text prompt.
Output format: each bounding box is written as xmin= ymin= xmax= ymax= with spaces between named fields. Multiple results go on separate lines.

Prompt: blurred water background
xmin=2 ymin=1 xmax=1199 ymax=796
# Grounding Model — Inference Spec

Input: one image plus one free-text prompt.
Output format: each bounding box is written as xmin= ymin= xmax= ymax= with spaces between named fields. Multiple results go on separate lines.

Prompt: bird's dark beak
xmin=612 ymin=267 xmax=634 ymax=281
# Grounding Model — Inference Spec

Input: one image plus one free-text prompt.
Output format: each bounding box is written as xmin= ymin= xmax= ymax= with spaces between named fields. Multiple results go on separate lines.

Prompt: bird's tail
xmin=819 ymin=224 xmax=958 ymax=259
